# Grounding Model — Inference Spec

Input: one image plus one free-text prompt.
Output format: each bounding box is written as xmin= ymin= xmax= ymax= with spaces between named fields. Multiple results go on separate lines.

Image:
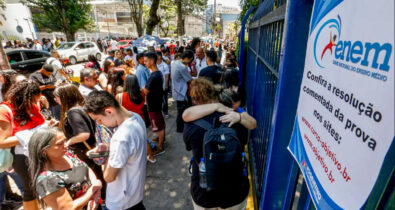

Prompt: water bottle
xmin=199 ymin=157 xmax=207 ymax=188
xmin=242 ymin=152 xmax=248 ymax=177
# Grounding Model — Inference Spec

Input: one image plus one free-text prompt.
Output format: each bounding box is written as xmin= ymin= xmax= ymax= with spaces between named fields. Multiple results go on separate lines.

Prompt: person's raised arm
xmin=182 ymin=103 xmax=232 ymax=122
xmin=219 ymin=111 xmax=257 ymax=130
xmin=43 ymin=182 xmax=99 ymax=210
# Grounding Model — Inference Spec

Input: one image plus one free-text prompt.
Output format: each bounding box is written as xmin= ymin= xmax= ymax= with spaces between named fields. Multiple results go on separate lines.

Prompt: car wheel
xmin=69 ymin=56 xmax=77 ymax=65
xmin=96 ymin=53 xmax=102 ymax=60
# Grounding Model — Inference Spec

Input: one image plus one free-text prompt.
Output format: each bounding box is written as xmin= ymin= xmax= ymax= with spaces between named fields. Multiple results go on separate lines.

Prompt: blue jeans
xmin=0 ymin=171 xmax=24 ymax=203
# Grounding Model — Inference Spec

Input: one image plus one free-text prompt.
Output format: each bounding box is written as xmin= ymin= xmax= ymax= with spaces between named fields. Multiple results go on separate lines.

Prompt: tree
xmin=176 ymin=0 xmax=207 ymax=38
xmin=128 ymin=0 xmax=144 ymax=37
xmin=22 ymin=0 xmax=94 ymax=41
xmin=146 ymin=0 xmax=161 ymax=35
xmin=239 ymin=0 xmax=259 ymax=22
xmin=158 ymin=0 xmax=177 ymax=37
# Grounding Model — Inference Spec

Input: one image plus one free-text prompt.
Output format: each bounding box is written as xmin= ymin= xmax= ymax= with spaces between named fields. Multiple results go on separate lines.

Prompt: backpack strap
xmin=192 ymin=119 xmax=213 ymax=131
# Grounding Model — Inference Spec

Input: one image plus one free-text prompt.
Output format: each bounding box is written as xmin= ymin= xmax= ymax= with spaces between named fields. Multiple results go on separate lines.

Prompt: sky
xmin=208 ymin=0 xmax=241 ymax=10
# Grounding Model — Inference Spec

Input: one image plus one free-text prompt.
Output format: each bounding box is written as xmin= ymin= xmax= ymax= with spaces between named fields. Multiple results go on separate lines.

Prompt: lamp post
xmin=23 ymin=18 xmax=35 ymax=39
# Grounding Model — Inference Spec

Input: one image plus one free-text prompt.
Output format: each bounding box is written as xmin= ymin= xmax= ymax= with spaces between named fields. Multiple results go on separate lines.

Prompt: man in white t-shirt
xmin=32 ymin=39 xmax=42 ymax=51
xmin=195 ymin=47 xmax=207 ymax=75
xmin=84 ymin=91 xmax=147 ymax=210
xmin=156 ymin=51 xmax=170 ymax=117
xmin=45 ymin=50 xmax=68 ymax=82
xmin=110 ymin=38 xmax=118 ymax=50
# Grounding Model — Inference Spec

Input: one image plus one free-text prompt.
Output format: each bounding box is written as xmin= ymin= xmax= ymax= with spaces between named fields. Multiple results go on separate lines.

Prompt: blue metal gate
xmin=239 ymin=0 xmax=395 ymax=209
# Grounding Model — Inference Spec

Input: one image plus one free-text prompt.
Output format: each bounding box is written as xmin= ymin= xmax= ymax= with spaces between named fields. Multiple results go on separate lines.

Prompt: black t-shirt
xmin=63 ymin=108 xmax=96 ymax=151
xmin=145 ymin=70 xmax=164 ymax=112
xmin=198 ymin=65 xmax=223 ymax=84
xmin=183 ymin=112 xmax=249 ymax=208
xmin=29 ymin=71 xmax=57 ymax=107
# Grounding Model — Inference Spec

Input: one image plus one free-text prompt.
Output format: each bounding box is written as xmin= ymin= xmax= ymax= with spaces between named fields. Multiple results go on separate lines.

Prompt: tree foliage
xmin=128 ymin=0 xmax=144 ymax=37
xmin=158 ymin=0 xmax=177 ymax=37
xmin=23 ymin=0 xmax=94 ymax=41
xmin=238 ymin=0 xmax=259 ymax=22
xmin=0 ymin=0 xmax=6 ymax=25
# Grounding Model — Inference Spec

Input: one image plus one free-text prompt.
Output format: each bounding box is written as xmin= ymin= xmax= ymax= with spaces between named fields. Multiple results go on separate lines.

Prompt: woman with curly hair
xmin=0 ymin=80 xmax=46 ymax=210
xmin=0 ymin=69 xmax=18 ymax=101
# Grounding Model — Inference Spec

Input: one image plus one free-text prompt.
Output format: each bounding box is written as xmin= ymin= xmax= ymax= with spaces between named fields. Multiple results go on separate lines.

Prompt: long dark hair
xmin=107 ymin=69 xmax=125 ymax=96
xmin=6 ymin=80 xmax=41 ymax=125
xmin=28 ymin=127 xmax=60 ymax=208
xmin=54 ymin=83 xmax=84 ymax=131
xmin=0 ymin=69 xmax=18 ymax=98
xmin=221 ymin=68 xmax=240 ymax=89
xmin=88 ymin=54 xmax=101 ymax=70
xmin=124 ymin=74 xmax=143 ymax=105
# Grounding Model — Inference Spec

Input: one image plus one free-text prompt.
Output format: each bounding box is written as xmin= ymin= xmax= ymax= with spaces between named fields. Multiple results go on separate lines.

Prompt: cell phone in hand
xmin=88 ymin=151 xmax=109 ymax=159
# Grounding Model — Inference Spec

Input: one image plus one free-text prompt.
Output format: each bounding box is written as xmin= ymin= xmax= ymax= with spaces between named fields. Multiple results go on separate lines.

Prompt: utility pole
xmin=212 ymin=0 xmax=216 ymax=35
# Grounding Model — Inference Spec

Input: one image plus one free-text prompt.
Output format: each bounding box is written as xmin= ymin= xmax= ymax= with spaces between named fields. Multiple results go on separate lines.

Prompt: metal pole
xmin=23 ymin=18 xmax=35 ymax=39
xmin=106 ymin=12 xmax=110 ymax=37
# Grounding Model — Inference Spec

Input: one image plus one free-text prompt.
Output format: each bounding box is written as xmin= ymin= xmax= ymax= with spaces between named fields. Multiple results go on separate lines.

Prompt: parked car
xmin=124 ymin=46 xmax=147 ymax=54
xmin=109 ymin=39 xmax=133 ymax=50
xmin=6 ymin=49 xmax=50 ymax=74
xmin=57 ymin=42 xmax=101 ymax=65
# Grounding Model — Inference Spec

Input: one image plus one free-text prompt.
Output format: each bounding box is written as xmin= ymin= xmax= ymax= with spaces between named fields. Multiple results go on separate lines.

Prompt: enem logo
xmin=314 ymin=15 xmax=392 ymax=72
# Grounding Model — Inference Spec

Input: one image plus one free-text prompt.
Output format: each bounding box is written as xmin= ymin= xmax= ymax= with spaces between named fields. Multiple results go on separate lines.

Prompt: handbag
xmin=0 ymin=105 xmax=14 ymax=172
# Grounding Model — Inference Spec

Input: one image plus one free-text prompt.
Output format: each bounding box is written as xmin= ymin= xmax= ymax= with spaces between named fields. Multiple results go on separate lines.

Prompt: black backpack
xmin=193 ymin=118 xmax=244 ymax=191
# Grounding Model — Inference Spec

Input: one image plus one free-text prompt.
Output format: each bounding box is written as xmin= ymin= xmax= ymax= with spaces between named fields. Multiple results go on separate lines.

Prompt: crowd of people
xmin=0 ymin=36 xmax=256 ymax=210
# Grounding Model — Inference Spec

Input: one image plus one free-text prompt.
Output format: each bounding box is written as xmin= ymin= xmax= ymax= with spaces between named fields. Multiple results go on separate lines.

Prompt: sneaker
xmin=147 ymin=156 xmax=157 ymax=163
xmin=153 ymin=148 xmax=165 ymax=156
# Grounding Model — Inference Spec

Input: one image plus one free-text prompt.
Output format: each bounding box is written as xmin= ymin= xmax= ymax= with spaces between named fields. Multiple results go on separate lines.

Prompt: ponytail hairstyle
xmin=218 ymin=88 xmax=241 ymax=108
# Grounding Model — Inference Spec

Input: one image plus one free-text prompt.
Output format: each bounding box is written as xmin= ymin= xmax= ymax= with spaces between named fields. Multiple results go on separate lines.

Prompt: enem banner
xmin=288 ymin=0 xmax=394 ymax=209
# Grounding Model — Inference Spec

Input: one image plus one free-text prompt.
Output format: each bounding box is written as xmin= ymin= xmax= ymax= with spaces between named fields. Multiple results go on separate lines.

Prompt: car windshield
xmin=58 ymin=42 xmax=75 ymax=49
xmin=117 ymin=41 xmax=129 ymax=46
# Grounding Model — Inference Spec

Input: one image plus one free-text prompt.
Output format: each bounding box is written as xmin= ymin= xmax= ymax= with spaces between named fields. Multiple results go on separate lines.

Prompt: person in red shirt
xmin=116 ymin=74 xmax=156 ymax=163
xmin=0 ymin=80 xmax=45 ymax=210
xmin=169 ymin=41 xmax=176 ymax=55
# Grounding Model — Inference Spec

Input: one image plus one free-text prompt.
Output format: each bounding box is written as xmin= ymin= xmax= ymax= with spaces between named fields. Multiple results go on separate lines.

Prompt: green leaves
xmin=23 ymin=0 xmax=94 ymax=40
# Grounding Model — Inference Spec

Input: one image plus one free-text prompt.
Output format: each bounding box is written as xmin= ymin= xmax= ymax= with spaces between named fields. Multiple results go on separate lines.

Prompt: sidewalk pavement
xmin=144 ymin=98 xmax=194 ymax=209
